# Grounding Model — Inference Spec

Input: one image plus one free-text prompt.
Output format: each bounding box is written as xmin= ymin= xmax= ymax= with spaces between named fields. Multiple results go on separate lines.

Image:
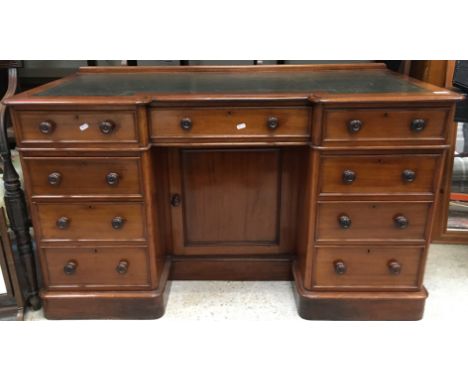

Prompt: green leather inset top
xmin=36 ymin=70 xmax=426 ymax=97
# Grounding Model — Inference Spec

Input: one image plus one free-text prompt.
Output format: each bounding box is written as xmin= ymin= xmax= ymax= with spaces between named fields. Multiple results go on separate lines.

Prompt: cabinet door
xmin=168 ymin=148 xmax=300 ymax=255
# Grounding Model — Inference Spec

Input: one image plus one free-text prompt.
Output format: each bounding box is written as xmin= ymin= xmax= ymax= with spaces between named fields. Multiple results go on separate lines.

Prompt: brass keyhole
xmin=171 ymin=194 xmax=181 ymax=207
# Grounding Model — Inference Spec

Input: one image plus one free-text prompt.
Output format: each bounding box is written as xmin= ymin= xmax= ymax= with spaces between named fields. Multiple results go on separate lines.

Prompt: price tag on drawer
xmin=79 ymin=123 xmax=90 ymax=131
xmin=236 ymin=123 xmax=247 ymax=130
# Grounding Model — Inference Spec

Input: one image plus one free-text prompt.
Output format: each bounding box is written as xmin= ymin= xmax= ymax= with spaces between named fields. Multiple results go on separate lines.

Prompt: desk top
xmin=5 ymin=64 xmax=461 ymax=105
xmin=36 ymin=69 xmax=424 ymax=96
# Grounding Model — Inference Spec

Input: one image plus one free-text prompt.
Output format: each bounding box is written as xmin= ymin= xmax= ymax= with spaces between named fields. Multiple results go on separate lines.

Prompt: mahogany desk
xmin=3 ymin=64 xmax=461 ymax=320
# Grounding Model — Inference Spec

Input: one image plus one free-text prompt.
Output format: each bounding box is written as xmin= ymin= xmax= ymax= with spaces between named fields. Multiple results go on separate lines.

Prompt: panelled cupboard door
xmin=167 ymin=148 xmax=303 ymax=256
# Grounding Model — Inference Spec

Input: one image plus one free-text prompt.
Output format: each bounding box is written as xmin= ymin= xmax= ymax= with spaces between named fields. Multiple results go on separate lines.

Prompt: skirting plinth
xmin=292 ymin=262 xmax=427 ymax=320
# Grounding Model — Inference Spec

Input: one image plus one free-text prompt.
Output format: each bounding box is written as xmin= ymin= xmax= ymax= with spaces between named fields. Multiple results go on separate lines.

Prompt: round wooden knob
xmin=111 ymin=216 xmax=125 ymax=230
xmin=388 ymin=260 xmax=401 ymax=275
xmin=99 ymin=120 xmax=115 ymax=135
xmin=334 ymin=260 xmax=347 ymax=275
xmin=38 ymin=120 xmax=55 ymax=134
xmin=48 ymin=172 xmax=62 ymax=186
xmin=116 ymin=260 xmax=129 ymax=274
xmin=267 ymin=116 xmax=279 ymax=130
xmin=338 ymin=214 xmax=352 ymax=229
xmin=106 ymin=172 xmax=120 ymax=186
xmin=394 ymin=215 xmax=409 ymax=229
xmin=63 ymin=260 xmax=77 ymax=275
xmin=348 ymin=119 xmax=362 ymax=133
xmin=56 ymin=217 xmax=70 ymax=230
xmin=402 ymin=169 xmax=416 ymax=183
xmin=180 ymin=117 xmax=192 ymax=130
xmin=411 ymin=119 xmax=426 ymax=132
xmin=342 ymin=169 xmax=356 ymax=184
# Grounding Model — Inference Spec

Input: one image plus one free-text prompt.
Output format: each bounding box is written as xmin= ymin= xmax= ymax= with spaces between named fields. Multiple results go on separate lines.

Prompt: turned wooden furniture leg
xmin=0 ymin=66 xmax=41 ymax=310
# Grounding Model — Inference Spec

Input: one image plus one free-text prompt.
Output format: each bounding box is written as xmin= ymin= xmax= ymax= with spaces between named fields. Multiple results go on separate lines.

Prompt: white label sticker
xmin=236 ymin=123 xmax=246 ymax=130
xmin=79 ymin=123 xmax=90 ymax=131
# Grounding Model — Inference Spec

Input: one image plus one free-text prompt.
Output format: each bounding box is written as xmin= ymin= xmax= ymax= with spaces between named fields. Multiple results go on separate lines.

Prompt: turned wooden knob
xmin=267 ymin=116 xmax=279 ymax=130
xmin=116 ymin=260 xmax=129 ymax=274
xmin=411 ymin=118 xmax=426 ymax=132
xmin=63 ymin=260 xmax=77 ymax=275
xmin=180 ymin=117 xmax=192 ymax=130
xmin=394 ymin=215 xmax=409 ymax=229
xmin=111 ymin=216 xmax=125 ymax=229
xmin=388 ymin=260 xmax=401 ymax=275
xmin=348 ymin=119 xmax=362 ymax=133
xmin=334 ymin=260 xmax=347 ymax=275
xmin=48 ymin=172 xmax=62 ymax=186
xmin=38 ymin=120 xmax=55 ymax=134
xmin=106 ymin=172 xmax=120 ymax=186
xmin=342 ymin=169 xmax=356 ymax=184
xmin=99 ymin=120 xmax=115 ymax=134
xmin=56 ymin=217 xmax=70 ymax=230
xmin=402 ymin=169 xmax=416 ymax=183
xmin=338 ymin=214 xmax=352 ymax=229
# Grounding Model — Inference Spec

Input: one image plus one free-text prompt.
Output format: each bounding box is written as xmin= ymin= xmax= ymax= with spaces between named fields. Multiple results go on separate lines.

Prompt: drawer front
xmin=312 ymin=246 xmax=423 ymax=290
xmin=320 ymin=154 xmax=440 ymax=195
xmin=17 ymin=111 xmax=138 ymax=145
xmin=24 ymin=157 xmax=143 ymax=197
xmin=43 ymin=247 xmax=149 ymax=288
xmin=316 ymin=201 xmax=431 ymax=242
xmin=323 ymin=108 xmax=448 ymax=146
xmin=150 ymin=107 xmax=310 ymax=140
xmin=35 ymin=202 xmax=146 ymax=242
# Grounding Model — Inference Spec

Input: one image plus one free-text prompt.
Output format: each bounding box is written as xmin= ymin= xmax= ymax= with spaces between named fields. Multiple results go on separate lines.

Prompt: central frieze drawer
xmin=150 ymin=107 xmax=310 ymax=140
xmin=43 ymin=246 xmax=150 ymax=288
xmin=312 ymin=246 xmax=423 ymax=290
xmin=316 ymin=201 xmax=431 ymax=242
xmin=35 ymin=202 xmax=146 ymax=242
xmin=16 ymin=111 xmax=138 ymax=145
xmin=322 ymin=108 xmax=448 ymax=146
xmin=24 ymin=157 xmax=143 ymax=197
xmin=319 ymin=154 xmax=441 ymax=196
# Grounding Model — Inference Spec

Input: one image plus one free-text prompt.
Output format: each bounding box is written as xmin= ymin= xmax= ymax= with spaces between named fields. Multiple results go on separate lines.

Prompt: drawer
xmin=150 ymin=107 xmax=310 ymax=141
xmin=316 ymin=201 xmax=431 ymax=242
xmin=23 ymin=157 xmax=143 ymax=197
xmin=35 ymin=202 xmax=146 ymax=242
xmin=319 ymin=154 xmax=440 ymax=196
xmin=322 ymin=108 xmax=449 ymax=146
xmin=16 ymin=111 xmax=138 ymax=145
xmin=43 ymin=246 xmax=149 ymax=288
xmin=312 ymin=246 xmax=423 ymax=290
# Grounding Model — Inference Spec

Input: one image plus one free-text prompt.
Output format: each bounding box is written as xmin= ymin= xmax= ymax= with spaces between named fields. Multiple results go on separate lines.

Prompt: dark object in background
xmin=449 ymin=62 xmax=468 ymax=232
xmin=453 ymin=61 xmax=468 ymax=123
xmin=380 ymin=60 xmax=402 ymax=72
xmin=455 ymin=97 xmax=468 ymax=123
xmin=453 ymin=61 xmax=468 ymax=89
xmin=0 ymin=61 xmax=41 ymax=311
